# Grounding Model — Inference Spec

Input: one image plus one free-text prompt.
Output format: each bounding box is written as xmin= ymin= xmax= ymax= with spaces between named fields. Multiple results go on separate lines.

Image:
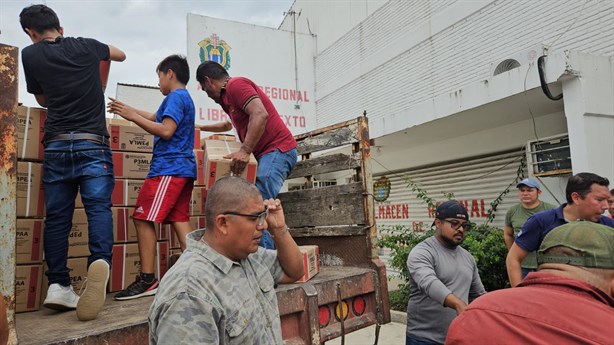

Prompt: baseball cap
xmin=517 ymin=177 xmax=540 ymax=190
xmin=433 ymin=200 xmax=469 ymax=225
xmin=537 ymin=222 xmax=614 ymax=269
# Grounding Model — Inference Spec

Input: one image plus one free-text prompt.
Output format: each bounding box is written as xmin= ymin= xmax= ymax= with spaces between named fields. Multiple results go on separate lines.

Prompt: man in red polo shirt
xmin=446 ymin=222 xmax=614 ymax=344
xmin=196 ymin=61 xmax=297 ymax=249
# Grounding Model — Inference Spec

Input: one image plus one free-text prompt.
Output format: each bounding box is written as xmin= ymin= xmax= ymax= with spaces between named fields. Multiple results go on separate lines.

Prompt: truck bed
xmin=16 ymin=266 xmax=379 ymax=345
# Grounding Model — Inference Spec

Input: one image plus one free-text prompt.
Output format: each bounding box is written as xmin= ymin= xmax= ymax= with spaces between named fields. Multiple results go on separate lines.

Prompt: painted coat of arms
xmin=373 ymin=176 xmax=391 ymax=202
xmin=198 ymin=33 xmax=231 ymax=70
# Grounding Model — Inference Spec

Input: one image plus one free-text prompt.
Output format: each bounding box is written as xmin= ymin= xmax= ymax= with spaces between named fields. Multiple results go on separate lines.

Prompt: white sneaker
xmin=43 ymin=283 xmax=79 ymax=310
xmin=76 ymin=259 xmax=110 ymax=321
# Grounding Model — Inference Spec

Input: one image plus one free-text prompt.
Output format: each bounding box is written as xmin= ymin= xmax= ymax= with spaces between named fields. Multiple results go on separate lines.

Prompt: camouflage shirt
xmin=148 ymin=230 xmax=284 ymax=344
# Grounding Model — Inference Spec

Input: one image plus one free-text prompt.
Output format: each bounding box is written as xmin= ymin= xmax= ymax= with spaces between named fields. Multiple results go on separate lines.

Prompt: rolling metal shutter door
xmin=375 ymin=149 xmax=526 ymax=274
xmin=375 ymin=149 xmax=526 ymax=232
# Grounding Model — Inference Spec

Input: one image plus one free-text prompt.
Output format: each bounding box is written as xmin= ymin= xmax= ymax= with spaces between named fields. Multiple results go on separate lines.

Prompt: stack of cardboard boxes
xmin=15 ymin=104 xmax=308 ymax=312
xmin=15 ymin=106 xmax=46 ymax=312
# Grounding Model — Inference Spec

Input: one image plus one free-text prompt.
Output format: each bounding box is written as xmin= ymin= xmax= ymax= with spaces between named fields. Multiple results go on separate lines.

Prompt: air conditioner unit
xmin=490 ymin=44 xmax=546 ymax=76
xmin=526 ymin=133 xmax=572 ymax=177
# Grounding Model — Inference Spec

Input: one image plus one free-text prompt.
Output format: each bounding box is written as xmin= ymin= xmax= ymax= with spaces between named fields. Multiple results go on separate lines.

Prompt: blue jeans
xmin=43 ymin=139 xmax=115 ymax=286
xmin=406 ymin=335 xmax=441 ymax=345
xmin=255 ymin=148 xmax=298 ymax=249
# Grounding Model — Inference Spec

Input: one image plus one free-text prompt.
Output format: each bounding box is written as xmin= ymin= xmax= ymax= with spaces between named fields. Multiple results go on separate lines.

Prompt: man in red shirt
xmin=446 ymin=221 xmax=614 ymax=344
xmin=196 ymin=62 xmax=297 ymax=249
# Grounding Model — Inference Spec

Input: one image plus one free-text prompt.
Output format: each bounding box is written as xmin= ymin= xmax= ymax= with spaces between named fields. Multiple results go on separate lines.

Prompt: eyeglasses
xmin=441 ymin=219 xmax=472 ymax=231
xmin=223 ymin=206 xmax=269 ymax=226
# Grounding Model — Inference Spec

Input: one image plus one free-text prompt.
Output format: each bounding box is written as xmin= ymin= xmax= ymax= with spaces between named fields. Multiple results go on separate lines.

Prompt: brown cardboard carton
xmin=17 ymin=161 xmax=45 ymax=217
xmin=193 ymin=128 xmax=201 ymax=149
xmin=112 ymin=152 xmax=152 ymax=179
xmin=109 ymin=242 xmax=168 ymax=292
xmin=109 ymin=124 xmax=154 ymax=152
xmin=156 ymin=241 xmax=170 ymax=279
xmin=203 ymin=140 xmax=257 ymax=189
xmin=200 ymin=134 xmax=236 ymax=149
xmin=112 ymin=179 xmax=144 ymax=206
xmin=194 ymin=149 xmax=205 ymax=186
xmin=69 ymin=209 xmax=90 ymax=257
xmin=15 ymin=264 xmax=43 ymax=313
xmin=41 ymin=257 xmax=88 ymax=303
xmin=17 ymin=106 xmax=46 ymax=161
xmin=105 ymin=117 xmax=133 ymax=127
xmin=112 ymin=207 xmax=138 ymax=243
xmin=190 ymin=187 xmax=207 ymax=216
xmin=16 ymin=218 xmax=44 ymax=264
xmin=109 ymin=243 xmax=140 ymax=292
xmin=162 ymin=216 xmax=206 ymax=249
xmin=296 ymin=245 xmax=320 ymax=283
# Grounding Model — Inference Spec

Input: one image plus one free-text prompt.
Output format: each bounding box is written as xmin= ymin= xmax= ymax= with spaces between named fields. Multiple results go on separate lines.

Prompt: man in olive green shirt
xmin=504 ymin=177 xmax=556 ymax=278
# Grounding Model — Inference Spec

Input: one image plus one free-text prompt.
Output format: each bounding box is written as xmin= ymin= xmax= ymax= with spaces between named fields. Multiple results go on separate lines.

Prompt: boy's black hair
xmin=565 ymin=172 xmax=610 ymax=204
xmin=196 ymin=61 xmax=229 ymax=84
xmin=157 ymin=55 xmax=190 ymax=85
xmin=20 ymin=4 xmax=61 ymax=34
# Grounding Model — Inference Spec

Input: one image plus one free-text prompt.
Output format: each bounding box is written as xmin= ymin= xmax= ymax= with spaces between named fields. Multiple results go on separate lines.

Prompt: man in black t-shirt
xmin=20 ymin=4 xmax=126 ymax=321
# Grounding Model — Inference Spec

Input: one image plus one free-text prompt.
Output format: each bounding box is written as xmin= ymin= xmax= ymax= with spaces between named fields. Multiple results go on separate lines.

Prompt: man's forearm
xmin=506 ymin=244 xmax=528 ymax=287
xmin=271 ymin=226 xmax=304 ymax=282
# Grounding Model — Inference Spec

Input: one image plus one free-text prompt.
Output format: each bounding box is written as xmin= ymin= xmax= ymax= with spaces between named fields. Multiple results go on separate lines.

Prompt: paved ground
xmin=326 ymin=317 xmax=406 ymax=345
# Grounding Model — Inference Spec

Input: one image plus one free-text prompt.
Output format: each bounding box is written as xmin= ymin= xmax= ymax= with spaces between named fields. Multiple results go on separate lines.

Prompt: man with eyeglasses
xmin=506 ymin=172 xmax=614 ymax=287
xmin=405 ymin=200 xmax=486 ymax=345
xmin=503 ymin=178 xmax=555 ymax=279
xmin=148 ymin=176 xmax=304 ymax=345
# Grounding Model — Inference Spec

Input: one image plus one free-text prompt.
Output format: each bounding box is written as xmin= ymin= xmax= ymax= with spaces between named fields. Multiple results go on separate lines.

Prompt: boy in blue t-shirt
xmin=108 ymin=54 xmax=197 ymax=300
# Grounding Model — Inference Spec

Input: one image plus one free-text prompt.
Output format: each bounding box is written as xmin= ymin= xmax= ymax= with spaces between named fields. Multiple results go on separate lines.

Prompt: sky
xmin=0 ymin=0 xmax=294 ymax=107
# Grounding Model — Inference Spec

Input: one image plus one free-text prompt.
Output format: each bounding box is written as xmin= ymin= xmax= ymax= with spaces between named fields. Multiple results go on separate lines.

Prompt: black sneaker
xmin=114 ymin=276 xmax=159 ymax=301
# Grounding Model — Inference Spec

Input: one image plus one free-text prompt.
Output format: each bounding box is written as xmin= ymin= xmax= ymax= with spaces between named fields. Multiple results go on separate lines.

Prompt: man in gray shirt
xmin=406 ymin=200 xmax=486 ymax=345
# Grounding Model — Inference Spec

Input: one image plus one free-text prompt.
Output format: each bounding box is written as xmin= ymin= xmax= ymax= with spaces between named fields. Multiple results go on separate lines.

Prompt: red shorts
xmin=133 ymin=176 xmax=194 ymax=223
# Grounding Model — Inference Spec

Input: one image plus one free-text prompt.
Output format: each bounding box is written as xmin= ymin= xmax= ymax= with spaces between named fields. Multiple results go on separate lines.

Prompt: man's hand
xmin=224 ymin=148 xmax=250 ymax=175
xmin=444 ymin=293 xmax=467 ymax=316
xmin=107 ymin=97 xmax=138 ymax=121
xmin=264 ymin=198 xmax=287 ymax=236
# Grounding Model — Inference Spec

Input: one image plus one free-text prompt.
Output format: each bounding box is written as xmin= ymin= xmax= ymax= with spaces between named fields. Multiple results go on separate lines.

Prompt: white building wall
xmin=307 ymin=0 xmax=613 ymax=129
xmin=279 ymin=0 xmax=387 ymax=54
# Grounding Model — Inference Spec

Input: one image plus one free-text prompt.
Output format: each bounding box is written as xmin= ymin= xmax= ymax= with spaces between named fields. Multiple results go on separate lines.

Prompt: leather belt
xmin=44 ymin=133 xmax=109 ymax=146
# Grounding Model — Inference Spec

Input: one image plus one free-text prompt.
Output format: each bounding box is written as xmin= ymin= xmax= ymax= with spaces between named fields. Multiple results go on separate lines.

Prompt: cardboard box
xmin=109 ymin=124 xmax=154 ymax=152
xmin=106 ymin=117 xmax=133 ymax=127
xmin=193 ymin=128 xmax=202 ymax=149
xmin=15 ymin=264 xmax=43 ymax=313
xmin=17 ymin=161 xmax=45 ymax=217
xmin=112 ymin=179 xmax=144 ymax=206
xmin=194 ymin=149 xmax=205 ymax=186
xmin=190 ymin=187 xmax=207 ymax=216
xmin=41 ymin=257 xmax=88 ymax=303
xmin=17 ymin=106 xmax=46 ymax=161
xmin=16 ymin=218 xmax=44 ymax=264
xmin=296 ymin=245 xmax=320 ymax=283
xmin=109 ymin=243 xmax=140 ymax=292
xmin=157 ymin=241 xmax=170 ymax=280
xmin=200 ymin=134 xmax=236 ymax=149
xmin=112 ymin=207 xmax=138 ymax=243
xmin=69 ymin=209 xmax=91 ymax=257
xmin=112 ymin=152 xmax=152 ymax=179
xmin=109 ymin=242 xmax=168 ymax=292
xmin=162 ymin=216 xmax=206 ymax=249
xmin=203 ymin=140 xmax=257 ymax=189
